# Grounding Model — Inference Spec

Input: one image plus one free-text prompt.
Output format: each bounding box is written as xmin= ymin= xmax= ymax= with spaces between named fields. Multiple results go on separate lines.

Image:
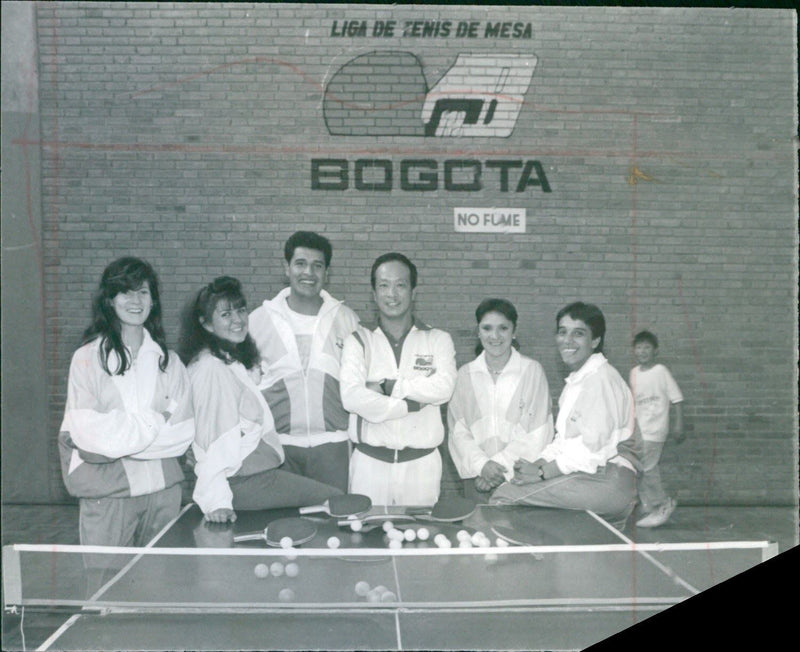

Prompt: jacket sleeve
xmin=131 ymin=355 xmax=195 ymax=460
xmin=340 ymin=331 xmax=410 ymax=423
xmin=62 ymin=349 xmax=165 ymax=460
xmin=394 ymin=331 xmax=457 ymax=405
xmin=447 ymin=371 xmax=489 ymax=478
xmin=447 ymin=412 xmax=489 ymax=478
xmin=491 ymin=364 xmax=554 ymax=476
xmin=542 ymin=377 xmax=633 ymax=475
xmin=189 ymin=360 xmax=246 ymax=515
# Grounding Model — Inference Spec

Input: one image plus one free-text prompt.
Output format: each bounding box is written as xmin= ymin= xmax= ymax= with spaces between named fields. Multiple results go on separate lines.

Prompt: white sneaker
xmin=636 ymin=498 xmax=677 ymax=528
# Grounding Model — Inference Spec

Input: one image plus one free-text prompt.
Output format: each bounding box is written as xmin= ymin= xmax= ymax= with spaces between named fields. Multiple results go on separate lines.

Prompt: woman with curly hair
xmin=180 ymin=276 xmax=341 ymax=523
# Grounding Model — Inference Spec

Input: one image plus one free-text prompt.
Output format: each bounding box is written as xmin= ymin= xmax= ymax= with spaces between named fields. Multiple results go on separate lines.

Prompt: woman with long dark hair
xmin=58 ymin=257 xmax=195 ymax=547
xmin=180 ymin=276 xmax=341 ymax=523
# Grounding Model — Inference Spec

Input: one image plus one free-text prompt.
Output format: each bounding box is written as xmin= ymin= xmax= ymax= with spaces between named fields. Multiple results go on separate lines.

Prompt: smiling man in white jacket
xmin=340 ymin=252 xmax=457 ymax=506
xmin=248 ymin=232 xmax=360 ymax=492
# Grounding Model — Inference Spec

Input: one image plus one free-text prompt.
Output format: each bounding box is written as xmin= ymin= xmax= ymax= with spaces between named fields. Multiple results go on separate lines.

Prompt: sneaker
xmin=636 ymin=497 xmax=677 ymax=528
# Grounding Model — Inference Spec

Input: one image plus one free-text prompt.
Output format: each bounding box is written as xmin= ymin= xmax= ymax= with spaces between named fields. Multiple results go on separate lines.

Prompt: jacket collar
xmin=364 ymin=315 xmax=431 ymax=334
xmin=476 ymin=347 xmax=522 ymax=376
xmin=266 ymin=286 xmax=340 ymax=318
xmin=565 ymin=352 xmax=607 ymax=385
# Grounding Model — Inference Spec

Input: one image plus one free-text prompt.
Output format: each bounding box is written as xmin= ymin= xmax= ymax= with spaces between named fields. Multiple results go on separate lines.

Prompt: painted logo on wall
xmin=323 ymin=51 xmax=537 ymax=138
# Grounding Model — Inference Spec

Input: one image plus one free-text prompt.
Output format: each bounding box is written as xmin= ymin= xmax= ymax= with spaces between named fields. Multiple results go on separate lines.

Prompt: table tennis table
xmin=4 ymin=503 xmax=777 ymax=651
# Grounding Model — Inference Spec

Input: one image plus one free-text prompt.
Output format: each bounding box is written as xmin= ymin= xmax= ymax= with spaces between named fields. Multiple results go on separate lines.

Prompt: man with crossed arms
xmin=340 ymin=252 xmax=457 ymax=506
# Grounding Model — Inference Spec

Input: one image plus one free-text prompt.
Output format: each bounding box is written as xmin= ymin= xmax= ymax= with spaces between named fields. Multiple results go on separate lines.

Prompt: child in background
xmin=629 ymin=330 xmax=685 ymax=528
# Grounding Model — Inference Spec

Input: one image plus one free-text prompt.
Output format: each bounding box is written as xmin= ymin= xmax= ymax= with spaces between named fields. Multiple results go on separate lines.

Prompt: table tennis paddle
xmin=233 ymin=517 xmax=317 ymax=547
xmin=406 ymin=496 xmax=476 ymax=523
xmin=298 ymin=494 xmax=372 ymax=518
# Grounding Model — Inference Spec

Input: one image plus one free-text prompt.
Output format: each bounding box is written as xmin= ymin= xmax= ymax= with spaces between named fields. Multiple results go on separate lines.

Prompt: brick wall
xmin=32 ymin=3 xmax=797 ymax=504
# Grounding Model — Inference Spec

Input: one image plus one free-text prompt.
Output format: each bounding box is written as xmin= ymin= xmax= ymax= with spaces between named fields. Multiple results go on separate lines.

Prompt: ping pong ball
xmin=254 ymin=563 xmax=270 ymax=579
xmin=279 ymin=536 xmax=293 ymax=549
xmin=495 ymin=538 xmax=510 ymax=548
xmin=403 ymin=528 xmax=416 ymax=542
xmin=278 ymin=588 xmax=295 ymax=602
xmin=327 ymin=536 xmax=341 ymax=549
xmin=270 ymin=562 xmax=284 ymax=577
xmin=382 ymin=521 xmax=394 ymax=532
xmin=381 ymin=591 xmax=397 ymax=603
xmin=388 ymin=539 xmax=403 ymax=549
xmin=387 ymin=528 xmax=404 ymax=541
xmin=458 ymin=539 xmax=473 ymax=548
xmin=456 ymin=530 xmax=471 ymax=542
xmin=473 ymin=532 xmax=490 ymax=548
xmin=355 ymin=581 xmax=371 ymax=596
xmin=416 ymin=527 xmax=430 ymax=541
xmin=350 ymin=520 xmax=363 ymax=532
xmin=285 ymin=562 xmax=299 ymax=578
xmin=366 ymin=589 xmax=382 ymax=602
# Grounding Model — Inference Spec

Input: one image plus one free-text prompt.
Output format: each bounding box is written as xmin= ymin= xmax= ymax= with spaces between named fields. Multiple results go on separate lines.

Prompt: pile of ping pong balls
xmin=253 ymin=547 xmax=302 ymax=602
xmin=355 ymin=581 xmax=396 ymax=603
xmin=253 ymin=561 xmax=296 ymax=579
xmin=382 ymin=522 xmax=431 ymax=548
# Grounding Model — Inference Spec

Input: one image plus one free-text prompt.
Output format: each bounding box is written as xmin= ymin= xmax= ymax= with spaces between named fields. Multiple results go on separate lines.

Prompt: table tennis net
xmin=4 ymin=540 xmax=776 ymax=613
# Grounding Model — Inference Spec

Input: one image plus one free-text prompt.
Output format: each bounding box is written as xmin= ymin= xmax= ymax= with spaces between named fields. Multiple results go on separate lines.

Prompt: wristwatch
xmin=537 ymin=465 xmax=546 ymax=481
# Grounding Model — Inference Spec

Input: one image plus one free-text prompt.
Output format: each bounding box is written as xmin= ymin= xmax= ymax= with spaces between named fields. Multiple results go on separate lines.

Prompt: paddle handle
xmin=233 ymin=532 xmax=266 ymax=543
xmin=298 ymin=505 xmax=323 ymax=515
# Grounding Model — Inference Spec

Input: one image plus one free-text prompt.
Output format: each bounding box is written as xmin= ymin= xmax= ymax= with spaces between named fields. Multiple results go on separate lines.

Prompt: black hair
xmin=556 ymin=301 xmax=606 ymax=353
xmin=179 ymin=276 xmax=260 ymax=369
xmin=474 ymin=298 xmax=521 ymax=355
xmin=370 ymin=252 xmax=418 ymax=289
xmin=284 ymin=231 xmax=332 ymax=267
xmin=81 ymin=257 xmax=169 ymax=375
xmin=633 ymin=330 xmax=659 ymax=348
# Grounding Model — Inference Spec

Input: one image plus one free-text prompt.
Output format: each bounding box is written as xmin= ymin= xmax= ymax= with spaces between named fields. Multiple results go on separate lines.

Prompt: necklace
xmin=486 ymin=355 xmax=510 ymax=377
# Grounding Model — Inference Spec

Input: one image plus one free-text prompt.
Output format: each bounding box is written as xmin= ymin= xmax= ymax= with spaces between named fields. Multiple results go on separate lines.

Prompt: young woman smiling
xmin=180 ymin=276 xmax=341 ymax=524
xmin=58 ymin=257 xmax=195 ymax=548
xmin=448 ymin=299 xmax=554 ymax=503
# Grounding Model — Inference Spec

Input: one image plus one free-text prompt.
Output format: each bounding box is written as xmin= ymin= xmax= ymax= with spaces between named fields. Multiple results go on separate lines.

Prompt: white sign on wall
xmin=454 ymin=207 xmax=526 ymax=233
